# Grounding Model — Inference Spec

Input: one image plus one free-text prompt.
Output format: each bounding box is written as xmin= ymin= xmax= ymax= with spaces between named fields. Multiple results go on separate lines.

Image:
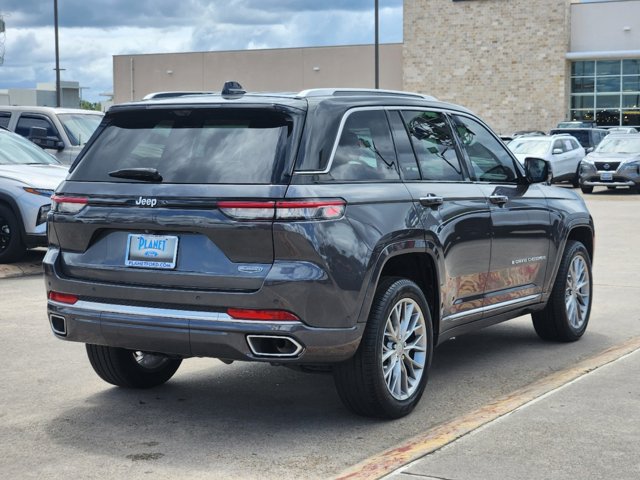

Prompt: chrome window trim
xmin=296 ymin=105 xmax=453 ymax=175
xmin=442 ymin=294 xmax=541 ymax=323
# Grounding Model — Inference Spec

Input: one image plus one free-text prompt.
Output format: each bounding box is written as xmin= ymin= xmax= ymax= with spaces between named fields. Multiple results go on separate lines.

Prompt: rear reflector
xmin=48 ymin=291 xmax=79 ymax=305
xmin=51 ymin=195 xmax=88 ymax=214
xmin=217 ymin=199 xmax=345 ymax=221
xmin=227 ymin=308 xmax=300 ymax=322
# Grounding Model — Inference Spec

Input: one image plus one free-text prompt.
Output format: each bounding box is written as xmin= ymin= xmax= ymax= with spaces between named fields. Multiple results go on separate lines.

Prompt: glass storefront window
xmin=622 ymin=95 xmax=640 ymax=109
xmin=596 ymin=77 xmax=620 ymax=93
xmin=622 ymin=76 xmax=640 ymax=92
xmin=622 ymin=111 xmax=640 ymax=126
xmin=570 ymin=60 xmax=640 ymax=127
xmin=623 ymin=60 xmax=640 ymax=75
xmin=597 ymin=60 xmax=621 ymax=76
xmin=571 ymin=77 xmax=594 ymax=93
xmin=570 ymin=110 xmax=595 ymax=122
xmin=596 ymin=110 xmax=620 ymax=126
xmin=596 ymin=95 xmax=620 ymax=109
xmin=572 ymin=61 xmax=595 ymax=77
xmin=571 ymin=96 xmax=594 ymax=109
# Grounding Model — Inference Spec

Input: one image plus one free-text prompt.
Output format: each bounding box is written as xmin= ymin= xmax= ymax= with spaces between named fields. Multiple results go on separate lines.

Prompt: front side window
xmin=452 ymin=115 xmax=518 ymax=183
xmin=329 ymin=110 xmax=399 ymax=181
xmin=15 ymin=115 xmax=60 ymax=139
xmin=553 ymin=140 xmax=566 ymax=153
xmin=401 ymin=110 xmax=463 ymax=181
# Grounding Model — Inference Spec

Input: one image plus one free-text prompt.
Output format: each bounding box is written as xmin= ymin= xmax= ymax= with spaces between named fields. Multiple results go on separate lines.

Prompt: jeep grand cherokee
xmin=44 ymin=84 xmax=594 ymax=419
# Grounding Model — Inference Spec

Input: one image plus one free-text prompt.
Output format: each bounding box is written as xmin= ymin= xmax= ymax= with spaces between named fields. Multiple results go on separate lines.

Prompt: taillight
xmin=51 ymin=195 xmax=88 ymax=214
xmin=217 ymin=199 xmax=345 ymax=221
xmin=218 ymin=201 xmax=275 ymax=220
xmin=276 ymin=199 xmax=345 ymax=220
xmin=227 ymin=308 xmax=300 ymax=322
xmin=48 ymin=291 xmax=79 ymax=305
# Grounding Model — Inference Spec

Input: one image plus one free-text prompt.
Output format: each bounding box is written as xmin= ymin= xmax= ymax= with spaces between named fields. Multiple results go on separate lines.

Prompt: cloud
xmin=0 ymin=1 xmax=403 ymax=102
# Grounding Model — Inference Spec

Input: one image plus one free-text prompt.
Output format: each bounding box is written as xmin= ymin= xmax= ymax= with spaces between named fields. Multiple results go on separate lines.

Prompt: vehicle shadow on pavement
xmin=43 ymin=319 xmax=610 ymax=472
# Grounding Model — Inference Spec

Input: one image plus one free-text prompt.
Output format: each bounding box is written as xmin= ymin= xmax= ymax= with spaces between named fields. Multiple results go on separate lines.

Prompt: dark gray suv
xmin=45 ymin=86 xmax=595 ymax=418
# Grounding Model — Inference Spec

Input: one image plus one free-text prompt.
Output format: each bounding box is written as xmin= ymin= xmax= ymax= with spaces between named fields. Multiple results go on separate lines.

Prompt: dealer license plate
xmin=600 ymin=172 xmax=613 ymax=181
xmin=125 ymin=234 xmax=178 ymax=269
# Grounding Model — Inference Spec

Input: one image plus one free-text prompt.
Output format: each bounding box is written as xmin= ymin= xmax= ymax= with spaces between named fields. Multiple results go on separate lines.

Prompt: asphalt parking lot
xmin=1 ymin=187 xmax=639 ymax=479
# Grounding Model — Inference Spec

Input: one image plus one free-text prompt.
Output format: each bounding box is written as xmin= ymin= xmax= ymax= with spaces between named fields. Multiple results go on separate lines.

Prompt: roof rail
xmin=296 ymin=88 xmax=437 ymax=101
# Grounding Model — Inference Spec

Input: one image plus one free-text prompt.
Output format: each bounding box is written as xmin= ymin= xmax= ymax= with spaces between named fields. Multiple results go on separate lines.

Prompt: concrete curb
xmin=0 ymin=251 xmax=45 ymax=279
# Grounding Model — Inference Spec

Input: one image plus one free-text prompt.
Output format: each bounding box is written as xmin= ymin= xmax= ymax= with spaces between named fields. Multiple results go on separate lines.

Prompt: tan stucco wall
xmin=403 ymin=0 xmax=571 ymax=134
xmin=113 ymin=44 xmax=403 ymax=104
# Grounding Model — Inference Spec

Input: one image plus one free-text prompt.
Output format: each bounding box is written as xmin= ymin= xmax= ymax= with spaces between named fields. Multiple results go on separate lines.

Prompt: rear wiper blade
xmin=108 ymin=167 xmax=163 ymax=182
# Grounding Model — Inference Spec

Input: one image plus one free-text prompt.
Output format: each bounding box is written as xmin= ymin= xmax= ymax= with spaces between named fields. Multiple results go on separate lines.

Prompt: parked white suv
xmin=0 ymin=106 xmax=103 ymax=165
xmin=508 ymin=134 xmax=586 ymax=186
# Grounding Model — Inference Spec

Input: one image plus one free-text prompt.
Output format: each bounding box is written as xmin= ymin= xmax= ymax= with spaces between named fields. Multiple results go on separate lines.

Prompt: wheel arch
xmin=357 ymin=242 xmax=442 ymax=344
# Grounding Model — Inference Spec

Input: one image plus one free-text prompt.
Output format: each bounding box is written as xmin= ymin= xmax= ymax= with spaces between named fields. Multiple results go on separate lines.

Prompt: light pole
xmin=374 ymin=0 xmax=379 ymax=89
xmin=54 ymin=0 xmax=61 ymax=107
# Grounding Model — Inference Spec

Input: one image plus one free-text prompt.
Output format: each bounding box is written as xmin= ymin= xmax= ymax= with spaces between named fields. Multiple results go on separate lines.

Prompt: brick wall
xmin=403 ymin=0 xmax=572 ymax=134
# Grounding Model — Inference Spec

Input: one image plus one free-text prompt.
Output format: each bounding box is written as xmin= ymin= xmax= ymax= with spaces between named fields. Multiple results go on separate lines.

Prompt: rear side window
xmin=329 ymin=110 xmax=399 ymax=181
xmin=401 ymin=110 xmax=464 ymax=181
xmin=70 ymin=108 xmax=296 ymax=184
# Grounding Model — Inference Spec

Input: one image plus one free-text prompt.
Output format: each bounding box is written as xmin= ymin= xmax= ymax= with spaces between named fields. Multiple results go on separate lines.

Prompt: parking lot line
xmin=334 ymin=336 xmax=640 ymax=480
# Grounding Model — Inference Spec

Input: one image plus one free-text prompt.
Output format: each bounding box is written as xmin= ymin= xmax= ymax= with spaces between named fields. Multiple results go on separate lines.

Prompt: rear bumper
xmin=47 ymin=299 xmax=361 ymax=363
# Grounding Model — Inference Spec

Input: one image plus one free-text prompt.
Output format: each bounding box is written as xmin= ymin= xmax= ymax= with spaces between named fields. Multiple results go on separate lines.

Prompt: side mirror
xmin=28 ymin=127 xmax=64 ymax=151
xmin=524 ymin=157 xmax=551 ymax=184
xmin=586 ymin=147 xmax=594 ymax=153
xmin=552 ymin=148 xmax=563 ymax=155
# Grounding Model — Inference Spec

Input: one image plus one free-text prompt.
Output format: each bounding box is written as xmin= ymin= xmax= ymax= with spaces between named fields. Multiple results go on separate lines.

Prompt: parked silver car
xmin=508 ymin=134 xmax=585 ymax=186
xmin=579 ymin=134 xmax=640 ymax=194
xmin=0 ymin=128 xmax=68 ymax=262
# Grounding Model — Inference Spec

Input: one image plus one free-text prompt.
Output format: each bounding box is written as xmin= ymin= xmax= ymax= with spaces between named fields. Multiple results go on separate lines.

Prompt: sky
xmin=0 ymin=0 xmax=403 ymax=103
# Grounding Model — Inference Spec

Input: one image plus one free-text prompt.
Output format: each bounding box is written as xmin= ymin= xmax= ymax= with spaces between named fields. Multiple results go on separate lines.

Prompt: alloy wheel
xmin=565 ymin=255 xmax=591 ymax=330
xmin=382 ymin=298 xmax=428 ymax=400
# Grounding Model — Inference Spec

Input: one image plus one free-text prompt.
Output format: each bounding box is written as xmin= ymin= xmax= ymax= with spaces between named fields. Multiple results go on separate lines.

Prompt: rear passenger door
xmin=388 ymin=109 xmax=492 ymax=327
xmin=450 ymin=114 xmax=552 ymax=314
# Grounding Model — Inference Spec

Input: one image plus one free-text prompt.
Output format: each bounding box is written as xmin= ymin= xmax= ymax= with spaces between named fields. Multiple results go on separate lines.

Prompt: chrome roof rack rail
xmin=296 ymin=88 xmax=437 ymax=101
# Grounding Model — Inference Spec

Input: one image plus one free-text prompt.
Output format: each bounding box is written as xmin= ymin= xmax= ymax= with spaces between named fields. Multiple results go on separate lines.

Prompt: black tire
xmin=86 ymin=344 xmax=182 ymax=388
xmin=0 ymin=204 xmax=26 ymax=263
xmin=532 ymin=241 xmax=592 ymax=342
xmin=580 ymin=185 xmax=593 ymax=194
xmin=571 ymin=168 xmax=580 ymax=188
xmin=333 ymin=277 xmax=434 ymax=419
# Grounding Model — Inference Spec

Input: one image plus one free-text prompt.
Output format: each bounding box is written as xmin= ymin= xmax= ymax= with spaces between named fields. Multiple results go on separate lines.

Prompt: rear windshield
xmin=70 ymin=107 xmax=296 ymax=184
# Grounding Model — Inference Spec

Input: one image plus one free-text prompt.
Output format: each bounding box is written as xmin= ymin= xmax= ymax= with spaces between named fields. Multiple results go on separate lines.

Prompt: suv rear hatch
xmin=49 ymin=102 xmax=304 ymax=292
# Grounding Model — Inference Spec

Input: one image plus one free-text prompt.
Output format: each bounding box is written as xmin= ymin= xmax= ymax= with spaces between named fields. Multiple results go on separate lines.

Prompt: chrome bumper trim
xmin=48 ymin=299 xmax=301 ymax=325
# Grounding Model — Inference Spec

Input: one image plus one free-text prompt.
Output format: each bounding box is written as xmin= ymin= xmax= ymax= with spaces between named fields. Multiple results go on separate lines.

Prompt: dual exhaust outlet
xmin=246 ymin=335 xmax=304 ymax=358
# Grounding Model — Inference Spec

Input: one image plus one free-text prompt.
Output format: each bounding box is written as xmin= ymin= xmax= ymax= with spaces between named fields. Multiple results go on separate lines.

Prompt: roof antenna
xmin=222 ymin=81 xmax=246 ymax=98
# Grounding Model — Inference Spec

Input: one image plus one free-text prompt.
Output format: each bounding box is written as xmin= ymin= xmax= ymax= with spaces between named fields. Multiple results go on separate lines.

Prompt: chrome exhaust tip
xmin=246 ymin=335 xmax=304 ymax=358
xmin=49 ymin=314 xmax=67 ymax=336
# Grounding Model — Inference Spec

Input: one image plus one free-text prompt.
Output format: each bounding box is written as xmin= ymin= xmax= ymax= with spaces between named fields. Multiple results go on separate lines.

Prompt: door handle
xmin=489 ymin=195 xmax=509 ymax=206
xmin=419 ymin=195 xmax=444 ymax=208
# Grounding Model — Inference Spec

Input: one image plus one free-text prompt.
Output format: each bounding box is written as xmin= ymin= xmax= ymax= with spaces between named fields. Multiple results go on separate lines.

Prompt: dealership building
xmin=113 ymin=0 xmax=640 ymax=134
